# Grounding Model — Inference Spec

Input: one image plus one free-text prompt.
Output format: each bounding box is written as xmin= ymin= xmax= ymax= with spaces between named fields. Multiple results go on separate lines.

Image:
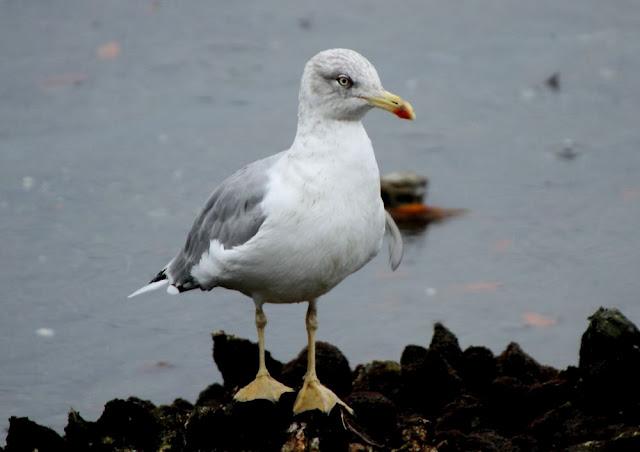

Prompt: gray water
xmin=2 ymin=0 xmax=640 ymax=437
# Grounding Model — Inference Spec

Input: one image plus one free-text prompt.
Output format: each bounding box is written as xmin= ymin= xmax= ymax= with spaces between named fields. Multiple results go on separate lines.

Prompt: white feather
xmin=127 ymin=279 xmax=168 ymax=298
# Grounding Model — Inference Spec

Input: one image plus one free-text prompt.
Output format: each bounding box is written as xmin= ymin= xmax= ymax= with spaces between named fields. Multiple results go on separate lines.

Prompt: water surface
xmin=1 ymin=0 xmax=640 ymax=436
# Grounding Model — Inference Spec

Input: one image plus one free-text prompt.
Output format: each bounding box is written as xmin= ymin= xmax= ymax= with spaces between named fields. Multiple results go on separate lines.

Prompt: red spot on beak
xmin=394 ymin=106 xmax=414 ymax=120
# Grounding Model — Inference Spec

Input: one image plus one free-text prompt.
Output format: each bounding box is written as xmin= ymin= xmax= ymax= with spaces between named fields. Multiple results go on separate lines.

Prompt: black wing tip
xmin=149 ymin=269 xmax=168 ymax=284
xmin=149 ymin=268 xmax=207 ymax=294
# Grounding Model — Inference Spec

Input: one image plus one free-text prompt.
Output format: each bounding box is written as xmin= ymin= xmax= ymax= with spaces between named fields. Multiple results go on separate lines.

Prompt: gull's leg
xmin=234 ymin=302 xmax=293 ymax=402
xmin=293 ymin=299 xmax=353 ymax=415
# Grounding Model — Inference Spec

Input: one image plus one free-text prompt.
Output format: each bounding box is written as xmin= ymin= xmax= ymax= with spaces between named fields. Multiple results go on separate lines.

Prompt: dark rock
xmin=345 ymin=391 xmax=398 ymax=445
xmin=400 ymin=344 xmax=428 ymax=368
xmin=185 ymin=396 xmax=294 ymax=452
xmin=352 ymin=360 xmax=401 ymax=401
xmin=281 ymin=341 xmax=352 ymax=397
xmin=157 ymin=398 xmax=194 ymax=451
xmin=95 ymin=397 xmax=162 ymax=451
xmin=195 ymin=382 xmax=228 ymax=407
xmin=528 ymin=401 xmax=626 ymax=449
xmin=381 ymin=171 xmax=428 ymax=208
xmin=4 ymin=308 xmax=640 ymax=452
xmin=511 ymin=434 xmax=541 ymax=451
xmin=436 ymin=395 xmax=485 ymax=433
xmin=395 ymin=415 xmax=434 ymax=452
xmin=212 ymin=330 xmax=285 ymax=390
xmin=184 ymin=404 xmax=233 ymax=451
xmin=525 ymin=378 xmax=572 ymax=420
xmin=401 ymin=348 xmax=463 ymax=414
xmin=282 ymin=410 xmax=351 ymax=452
xmin=5 ymin=416 xmax=65 ymax=452
xmin=429 ymin=323 xmax=463 ymax=370
xmin=565 ymin=426 xmax=640 ymax=451
xmin=461 ymin=346 xmax=497 ymax=393
xmin=436 ymin=429 xmax=513 ymax=452
xmin=64 ymin=410 xmax=98 ymax=451
xmin=497 ymin=342 xmax=558 ymax=384
xmin=578 ymin=307 xmax=640 ymax=413
xmin=486 ymin=376 xmax=530 ymax=431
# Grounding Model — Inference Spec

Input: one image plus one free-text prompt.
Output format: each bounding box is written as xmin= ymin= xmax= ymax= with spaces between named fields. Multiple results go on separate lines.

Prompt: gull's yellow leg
xmin=293 ymin=299 xmax=353 ymax=415
xmin=234 ymin=303 xmax=293 ymax=402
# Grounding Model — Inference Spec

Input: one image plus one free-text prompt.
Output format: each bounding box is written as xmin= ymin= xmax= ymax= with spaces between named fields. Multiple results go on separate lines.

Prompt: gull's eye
xmin=336 ymin=74 xmax=353 ymax=88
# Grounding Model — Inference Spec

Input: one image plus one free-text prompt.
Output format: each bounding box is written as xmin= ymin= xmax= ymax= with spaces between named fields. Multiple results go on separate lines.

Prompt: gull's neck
xmin=285 ymin=108 xmax=380 ymax=197
xmin=291 ymin=112 xmax=369 ymax=157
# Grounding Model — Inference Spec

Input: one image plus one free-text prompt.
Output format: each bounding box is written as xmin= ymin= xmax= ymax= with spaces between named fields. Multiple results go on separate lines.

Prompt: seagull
xmin=129 ymin=48 xmax=414 ymax=414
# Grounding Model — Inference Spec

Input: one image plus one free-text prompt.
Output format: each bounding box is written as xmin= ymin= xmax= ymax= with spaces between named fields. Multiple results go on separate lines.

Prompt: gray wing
xmin=162 ymin=152 xmax=283 ymax=291
xmin=385 ymin=210 xmax=403 ymax=271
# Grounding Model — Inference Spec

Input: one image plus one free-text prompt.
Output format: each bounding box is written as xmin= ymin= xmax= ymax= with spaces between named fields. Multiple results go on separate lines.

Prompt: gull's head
xmin=298 ymin=48 xmax=415 ymax=122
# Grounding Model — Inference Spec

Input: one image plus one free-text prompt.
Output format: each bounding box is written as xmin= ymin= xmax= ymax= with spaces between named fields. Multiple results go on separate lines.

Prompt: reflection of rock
xmin=381 ymin=171 xmax=465 ymax=227
xmin=5 ymin=308 xmax=640 ymax=451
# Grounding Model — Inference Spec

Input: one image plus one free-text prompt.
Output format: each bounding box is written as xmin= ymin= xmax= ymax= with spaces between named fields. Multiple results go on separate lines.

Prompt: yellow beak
xmin=363 ymin=90 xmax=415 ymax=120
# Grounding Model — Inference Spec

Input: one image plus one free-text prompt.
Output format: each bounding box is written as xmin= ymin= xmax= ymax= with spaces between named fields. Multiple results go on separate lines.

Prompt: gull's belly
xmin=228 ymin=195 xmax=385 ymax=303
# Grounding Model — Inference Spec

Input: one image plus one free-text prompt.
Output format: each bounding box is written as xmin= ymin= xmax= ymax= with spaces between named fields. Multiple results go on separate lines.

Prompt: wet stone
xmin=400 ymin=344 xmax=428 ymax=368
xmin=578 ymin=307 xmax=640 ymax=413
xmin=435 ymin=395 xmax=485 ymax=434
xmin=461 ymin=346 xmax=497 ymax=393
xmin=4 ymin=307 xmax=640 ymax=451
xmin=195 ymin=382 xmax=228 ymax=407
xmin=157 ymin=398 xmax=194 ymax=451
xmin=5 ymin=416 xmax=65 ymax=452
xmin=429 ymin=323 xmax=463 ymax=371
xmin=281 ymin=341 xmax=352 ymax=397
xmin=345 ymin=391 xmax=398 ymax=445
xmin=212 ymin=331 xmax=285 ymax=390
xmin=285 ymin=409 xmax=351 ymax=452
xmin=64 ymin=410 xmax=97 ymax=451
xmin=496 ymin=342 xmax=557 ymax=385
xmin=352 ymin=360 xmax=401 ymax=401
xmin=435 ymin=429 xmax=514 ymax=452
xmin=401 ymin=348 xmax=463 ymax=415
xmin=95 ymin=397 xmax=162 ymax=451
xmin=486 ymin=376 xmax=531 ymax=432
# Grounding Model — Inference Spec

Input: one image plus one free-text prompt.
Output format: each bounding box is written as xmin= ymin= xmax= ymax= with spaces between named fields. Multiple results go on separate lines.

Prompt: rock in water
xmin=578 ymin=307 xmax=640 ymax=412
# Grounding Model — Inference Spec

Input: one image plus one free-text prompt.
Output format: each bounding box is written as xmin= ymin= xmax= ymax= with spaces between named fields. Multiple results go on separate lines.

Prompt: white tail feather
xmin=128 ymin=280 xmax=168 ymax=298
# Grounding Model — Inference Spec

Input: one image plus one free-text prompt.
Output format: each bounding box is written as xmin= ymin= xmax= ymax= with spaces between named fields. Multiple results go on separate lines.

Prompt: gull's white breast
xmin=218 ymin=122 xmax=385 ymax=303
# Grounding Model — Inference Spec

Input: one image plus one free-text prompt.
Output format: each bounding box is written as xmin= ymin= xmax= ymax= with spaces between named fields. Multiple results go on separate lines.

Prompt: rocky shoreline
xmin=4 ymin=307 xmax=640 ymax=451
